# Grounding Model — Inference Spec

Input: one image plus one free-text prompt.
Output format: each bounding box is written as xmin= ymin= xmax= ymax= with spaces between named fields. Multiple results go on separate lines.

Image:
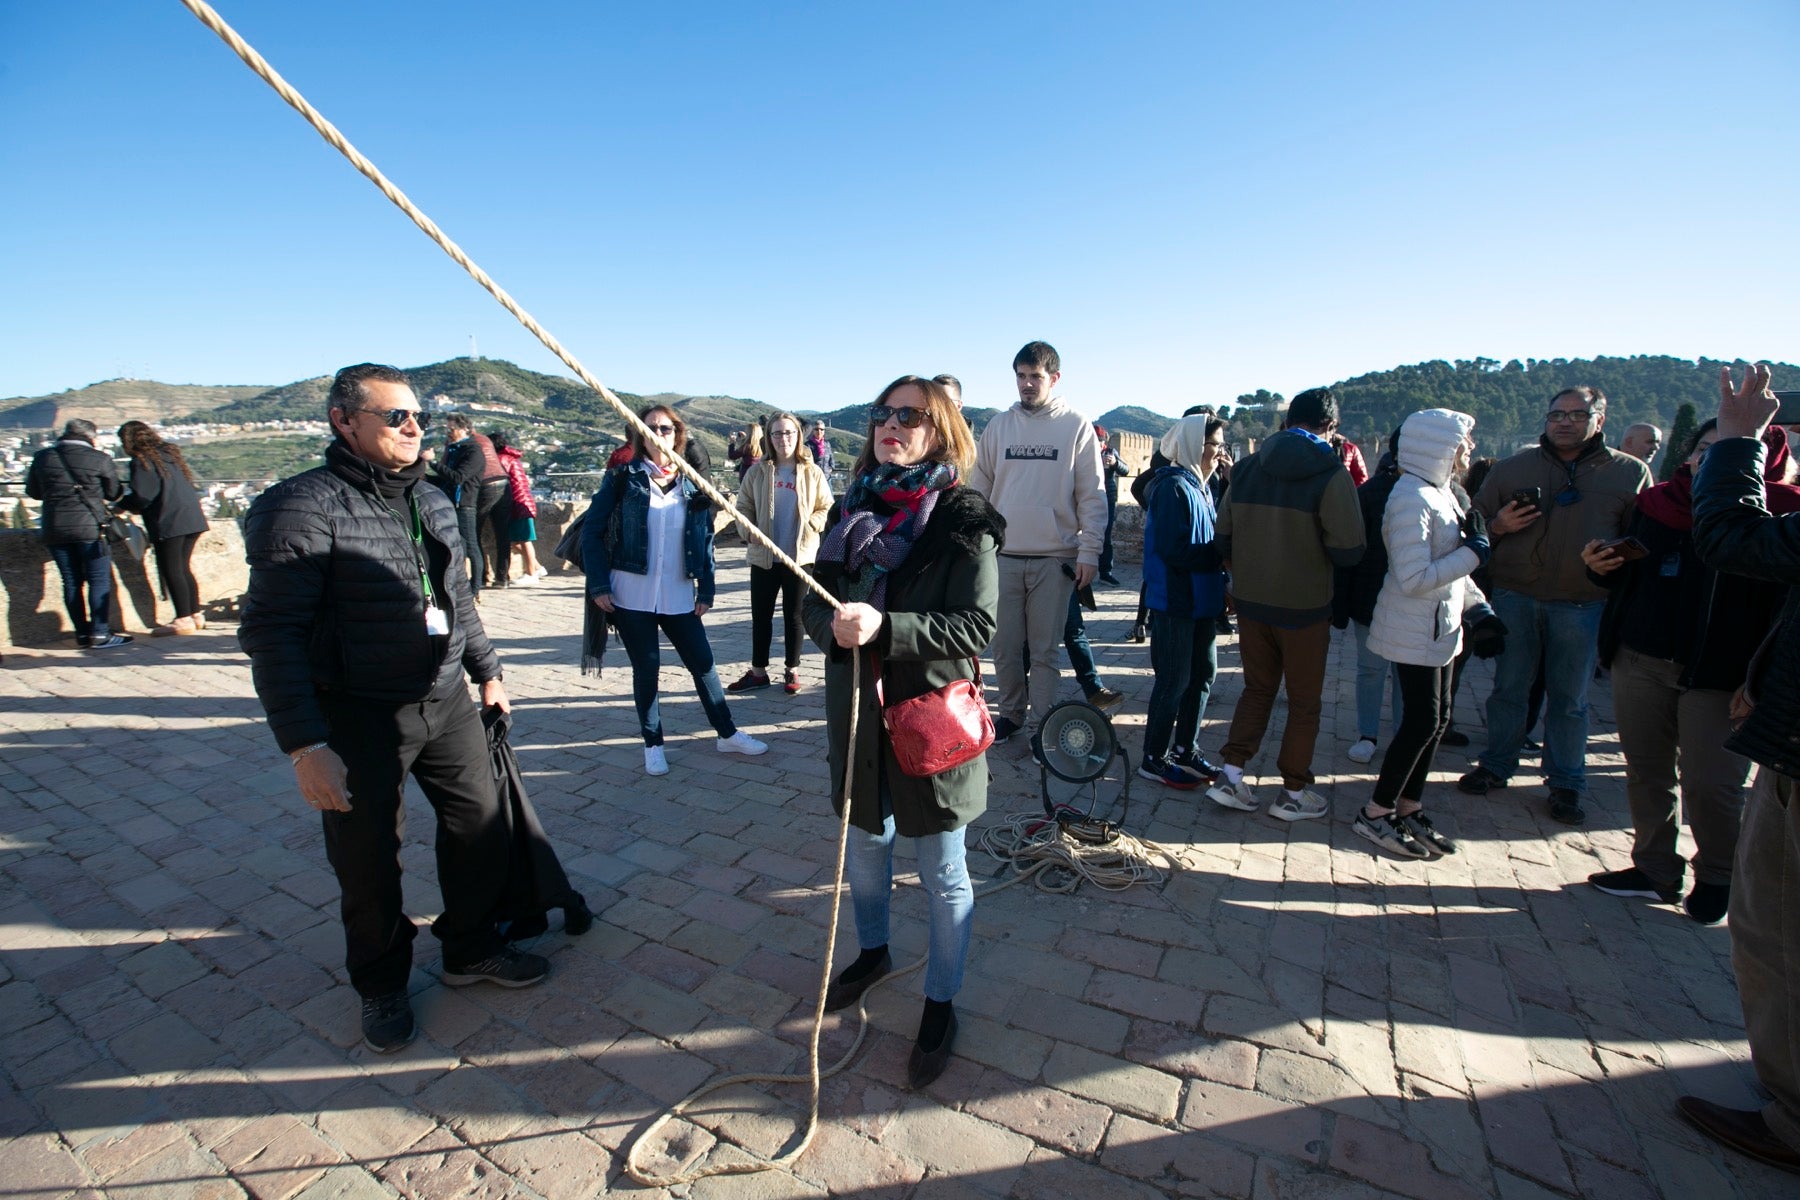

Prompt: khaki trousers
xmin=991 ymin=555 xmax=1076 ymax=732
xmin=1610 ymin=646 xmax=1751 ymax=888
xmin=1731 ymin=769 xmax=1800 ymax=1151
xmin=1220 ymin=617 xmax=1329 ymax=790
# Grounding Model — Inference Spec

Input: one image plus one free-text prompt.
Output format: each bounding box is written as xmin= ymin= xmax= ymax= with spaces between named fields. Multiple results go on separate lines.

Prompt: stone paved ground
xmin=1 ymin=554 xmax=1791 ymax=1199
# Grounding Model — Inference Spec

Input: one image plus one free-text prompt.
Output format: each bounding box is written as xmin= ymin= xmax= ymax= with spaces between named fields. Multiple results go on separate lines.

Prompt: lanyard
xmin=405 ymin=492 xmax=435 ymax=609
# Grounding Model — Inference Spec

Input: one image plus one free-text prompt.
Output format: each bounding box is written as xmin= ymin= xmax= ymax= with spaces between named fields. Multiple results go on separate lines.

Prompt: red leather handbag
xmin=876 ymin=655 xmax=994 ymax=777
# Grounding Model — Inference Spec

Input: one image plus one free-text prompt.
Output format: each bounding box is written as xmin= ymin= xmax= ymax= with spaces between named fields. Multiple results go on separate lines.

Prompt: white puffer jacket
xmin=1367 ymin=409 xmax=1487 ymax=667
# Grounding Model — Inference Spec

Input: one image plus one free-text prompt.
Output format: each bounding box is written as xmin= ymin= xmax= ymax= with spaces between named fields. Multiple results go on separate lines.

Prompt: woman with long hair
xmin=582 ymin=406 xmax=767 ymax=775
xmin=730 ymin=421 xmax=765 ymax=482
xmin=116 ymin=420 xmax=210 ymax=636
xmin=802 ymin=376 xmax=1002 ymax=1090
xmin=1584 ymin=420 xmax=1800 ymax=922
xmin=729 ymin=412 xmax=833 ymax=694
xmin=489 ymin=431 xmax=544 ymax=586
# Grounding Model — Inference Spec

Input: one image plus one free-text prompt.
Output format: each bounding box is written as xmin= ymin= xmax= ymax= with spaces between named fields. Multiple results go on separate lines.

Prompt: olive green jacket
xmin=802 ymin=485 xmax=1004 ymax=837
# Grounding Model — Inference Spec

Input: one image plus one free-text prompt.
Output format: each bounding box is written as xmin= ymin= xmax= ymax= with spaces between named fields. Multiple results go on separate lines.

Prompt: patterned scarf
xmin=816 ymin=460 xmax=958 ymax=609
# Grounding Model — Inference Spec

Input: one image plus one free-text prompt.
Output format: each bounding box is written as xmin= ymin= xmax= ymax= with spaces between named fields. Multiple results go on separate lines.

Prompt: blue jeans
xmin=844 ymin=814 xmax=973 ymax=1002
xmin=608 ymin=607 xmax=736 ymax=746
xmin=1144 ymin=612 xmax=1218 ymax=760
xmin=49 ymin=540 xmax=112 ymax=639
xmin=1480 ymin=588 xmax=1605 ymax=794
xmin=1351 ymin=621 xmax=1401 ymax=741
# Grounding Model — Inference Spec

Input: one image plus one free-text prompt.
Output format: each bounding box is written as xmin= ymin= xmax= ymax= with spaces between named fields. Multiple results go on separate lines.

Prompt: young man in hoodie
xmin=969 ymin=341 xmax=1109 ymax=743
xmin=1206 ymin=387 xmax=1365 ymax=821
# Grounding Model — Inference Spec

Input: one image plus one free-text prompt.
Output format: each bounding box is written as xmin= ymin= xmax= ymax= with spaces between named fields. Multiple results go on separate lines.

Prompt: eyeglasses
xmin=769 ymin=430 xmax=799 ymax=439
xmin=869 ymin=403 xmax=932 ymax=430
xmin=1545 ymin=410 xmax=1593 ymax=425
xmin=360 ymin=407 xmax=429 ymax=430
xmin=646 ymin=424 xmax=676 ymax=435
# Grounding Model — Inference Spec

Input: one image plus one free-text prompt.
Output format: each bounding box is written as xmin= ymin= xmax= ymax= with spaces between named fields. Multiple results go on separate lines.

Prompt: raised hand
xmin=1717 ymin=363 xmax=1778 ymax=440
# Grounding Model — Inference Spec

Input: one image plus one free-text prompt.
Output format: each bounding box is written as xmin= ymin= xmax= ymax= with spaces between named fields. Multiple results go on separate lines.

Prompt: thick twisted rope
xmin=174 ymin=1 xmax=863 ymax=1185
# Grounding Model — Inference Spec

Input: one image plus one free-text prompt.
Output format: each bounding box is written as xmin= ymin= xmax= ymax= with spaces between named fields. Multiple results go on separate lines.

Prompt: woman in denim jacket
xmin=583 ymin=405 xmax=767 ymax=776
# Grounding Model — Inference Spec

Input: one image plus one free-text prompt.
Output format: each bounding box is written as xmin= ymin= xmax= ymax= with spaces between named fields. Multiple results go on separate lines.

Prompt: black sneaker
xmin=75 ymin=634 xmax=92 ymax=649
xmin=1098 ymin=573 xmax=1122 ymax=587
xmin=1547 ymin=788 xmax=1586 ymax=826
xmin=1457 ymin=766 xmax=1508 ymax=795
xmin=1169 ymin=747 xmax=1223 ymax=784
xmin=1137 ymin=754 xmax=1200 ymax=790
xmin=1353 ymin=810 xmax=1431 ymax=860
xmin=1438 ymin=727 xmax=1470 ymax=748
xmin=1400 ymin=813 xmax=1457 ymax=856
xmin=1588 ymin=867 xmax=1680 ymax=904
xmin=90 ymin=634 xmax=134 ymax=650
xmin=360 ymin=991 xmax=416 ymax=1053
xmin=1685 ymin=882 xmax=1730 ymax=925
xmin=1086 ymin=687 xmax=1125 ymax=712
xmin=1128 ymin=622 xmax=1147 ymax=644
xmin=991 ymin=716 xmax=1022 ymax=743
xmin=442 ymin=945 xmax=549 ymax=988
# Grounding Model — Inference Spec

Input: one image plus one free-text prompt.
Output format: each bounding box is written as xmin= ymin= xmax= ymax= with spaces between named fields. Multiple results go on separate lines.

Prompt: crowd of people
xmin=24 ymin=347 xmax=1779 ymax=1172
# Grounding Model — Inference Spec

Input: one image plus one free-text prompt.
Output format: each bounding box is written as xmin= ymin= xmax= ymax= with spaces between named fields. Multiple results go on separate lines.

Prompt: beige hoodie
xmin=969 ymin=397 xmax=1107 ymax=563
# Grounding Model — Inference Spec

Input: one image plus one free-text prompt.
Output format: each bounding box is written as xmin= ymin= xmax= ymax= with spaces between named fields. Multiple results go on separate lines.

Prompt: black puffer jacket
xmin=118 ymin=453 xmax=209 ymax=542
xmin=1334 ymin=453 xmax=1402 ymax=628
xmin=1691 ymin=437 xmax=1800 ymax=776
xmin=25 ymin=439 xmax=122 ymax=545
xmin=239 ymin=442 xmax=501 ymax=753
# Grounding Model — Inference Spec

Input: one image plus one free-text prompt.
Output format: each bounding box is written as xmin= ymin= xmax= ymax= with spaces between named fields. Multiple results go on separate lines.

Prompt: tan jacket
xmin=1474 ymin=436 xmax=1651 ymax=602
xmin=735 ymin=459 xmax=832 ymax=570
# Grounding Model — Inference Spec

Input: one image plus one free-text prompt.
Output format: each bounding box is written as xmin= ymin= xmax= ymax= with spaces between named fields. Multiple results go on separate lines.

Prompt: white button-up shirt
xmin=609 ymin=466 xmax=694 ymax=615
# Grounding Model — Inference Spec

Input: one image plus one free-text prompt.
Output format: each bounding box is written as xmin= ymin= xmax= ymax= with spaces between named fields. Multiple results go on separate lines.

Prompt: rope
xmin=172 ymin=1 xmax=865 ymax=1185
xmin=978 ymin=811 xmax=1182 ymax=893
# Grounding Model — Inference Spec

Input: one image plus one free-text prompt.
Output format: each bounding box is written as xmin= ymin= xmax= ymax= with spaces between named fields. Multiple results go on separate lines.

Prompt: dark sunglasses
xmin=646 ymin=424 xmax=677 ymax=435
xmin=361 ymin=407 xmax=430 ymax=429
xmin=869 ymin=403 xmax=932 ymax=430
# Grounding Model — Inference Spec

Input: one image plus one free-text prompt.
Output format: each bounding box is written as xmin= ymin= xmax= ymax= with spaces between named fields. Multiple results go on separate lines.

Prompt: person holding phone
xmin=1583 ymin=419 xmax=1800 ymax=922
xmin=1458 ymin=386 xmax=1652 ymax=826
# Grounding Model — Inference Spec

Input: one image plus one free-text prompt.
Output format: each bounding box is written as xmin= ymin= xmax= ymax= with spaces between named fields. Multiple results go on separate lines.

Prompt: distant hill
xmin=0 ymin=379 xmax=268 ymax=430
xmin=1095 ymin=405 xmax=1173 ymax=440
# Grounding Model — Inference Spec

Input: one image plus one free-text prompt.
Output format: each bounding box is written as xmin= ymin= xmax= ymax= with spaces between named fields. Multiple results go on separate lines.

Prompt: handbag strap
xmin=870 ymin=650 xmax=982 ymax=708
xmin=54 ymin=445 xmax=113 ymax=529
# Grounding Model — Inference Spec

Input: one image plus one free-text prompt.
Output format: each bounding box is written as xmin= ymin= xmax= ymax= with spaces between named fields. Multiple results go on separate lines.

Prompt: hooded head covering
xmin=1160 ymin=413 xmax=1215 ymax=470
xmin=1395 ymin=409 xmax=1475 ymax=488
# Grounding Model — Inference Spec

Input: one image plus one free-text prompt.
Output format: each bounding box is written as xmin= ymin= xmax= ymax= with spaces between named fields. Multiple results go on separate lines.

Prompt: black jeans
xmin=49 ymin=539 xmax=113 ymax=639
xmin=475 ymin=482 xmax=508 ymax=584
xmin=319 ymin=690 xmax=509 ymax=997
xmin=1371 ymin=661 xmax=1453 ymax=810
xmin=153 ymin=533 xmax=202 ymax=619
xmin=455 ymin=502 xmax=484 ymax=596
xmin=1144 ymin=612 xmax=1218 ymax=760
xmin=749 ymin=562 xmax=804 ymax=670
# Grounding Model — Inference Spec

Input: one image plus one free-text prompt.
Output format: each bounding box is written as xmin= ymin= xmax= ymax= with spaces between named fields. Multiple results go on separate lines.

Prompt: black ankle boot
xmin=907 ymin=999 xmax=957 ymax=1089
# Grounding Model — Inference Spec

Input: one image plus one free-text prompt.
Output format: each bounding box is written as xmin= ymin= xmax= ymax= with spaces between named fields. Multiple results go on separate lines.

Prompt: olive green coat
xmin=802 ymin=485 xmax=1004 ymax=837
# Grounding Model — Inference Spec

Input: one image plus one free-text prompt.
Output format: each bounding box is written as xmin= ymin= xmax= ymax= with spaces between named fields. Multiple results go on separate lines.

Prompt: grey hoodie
xmin=969 ymin=397 xmax=1107 ymax=563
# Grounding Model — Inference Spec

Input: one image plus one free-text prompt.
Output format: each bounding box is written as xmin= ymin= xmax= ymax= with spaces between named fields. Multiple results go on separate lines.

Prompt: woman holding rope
xmin=803 ymin=376 xmax=1003 ymax=1090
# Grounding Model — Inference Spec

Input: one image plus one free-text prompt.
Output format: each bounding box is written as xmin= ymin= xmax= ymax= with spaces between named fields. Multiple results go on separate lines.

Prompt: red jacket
xmin=498 ymin=446 xmax=536 ymax=517
xmin=1338 ymin=438 xmax=1369 ymax=487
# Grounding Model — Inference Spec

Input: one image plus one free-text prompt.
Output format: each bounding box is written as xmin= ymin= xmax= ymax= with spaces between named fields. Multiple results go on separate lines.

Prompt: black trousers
xmin=475 ymin=482 xmax=508 ymax=585
xmin=319 ymin=690 xmax=509 ymax=997
xmin=749 ymin=561 xmax=804 ymax=670
xmin=1371 ymin=661 xmax=1453 ymax=809
xmin=154 ymin=533 xmax=202 ymax=619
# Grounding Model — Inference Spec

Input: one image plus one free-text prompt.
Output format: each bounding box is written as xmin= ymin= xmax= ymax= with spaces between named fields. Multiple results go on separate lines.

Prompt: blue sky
xmin=2 ymin=1 xmax=1795 ymax=419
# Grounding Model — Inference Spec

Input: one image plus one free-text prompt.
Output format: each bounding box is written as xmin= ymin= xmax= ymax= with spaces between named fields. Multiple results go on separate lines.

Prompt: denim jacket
xmin=581 ymin=461 xmax=716 ymax=605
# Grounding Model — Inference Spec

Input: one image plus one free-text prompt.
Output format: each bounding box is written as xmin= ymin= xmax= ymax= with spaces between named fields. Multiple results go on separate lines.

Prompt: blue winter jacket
xmin=1143 ymin=464 xmax=1227 ymax=619
xmin=581 ymin=461 xmax=717 ymax=606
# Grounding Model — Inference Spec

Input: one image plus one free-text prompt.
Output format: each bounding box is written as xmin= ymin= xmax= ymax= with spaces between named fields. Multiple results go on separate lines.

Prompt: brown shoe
xmin=1677 ymin=1096 xmax=1800 ymax=1174
xmin=151 ymin=616 xmax=197 ymax=637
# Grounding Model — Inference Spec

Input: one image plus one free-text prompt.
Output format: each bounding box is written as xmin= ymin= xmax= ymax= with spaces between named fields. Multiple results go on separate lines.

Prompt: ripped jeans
xmin=843 ymin=815 xmax=973 ymax=1003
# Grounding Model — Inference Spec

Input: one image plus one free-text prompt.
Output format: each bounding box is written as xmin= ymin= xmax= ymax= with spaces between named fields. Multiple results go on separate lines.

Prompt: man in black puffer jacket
xmin=25 ymin=419 xmax=131 ymax=649
xmin=1681 ymin=362 xmax=1800 ymax=1176
xmin=240 ymin=363 xmax=548 ymax=1054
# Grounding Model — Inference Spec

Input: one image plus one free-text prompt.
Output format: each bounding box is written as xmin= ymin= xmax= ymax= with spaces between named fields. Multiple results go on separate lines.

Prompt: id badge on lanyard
xmin=407 ymin=493 xmax=448 ymax=636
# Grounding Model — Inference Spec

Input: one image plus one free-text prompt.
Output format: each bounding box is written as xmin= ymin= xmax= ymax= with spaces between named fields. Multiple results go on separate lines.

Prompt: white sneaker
xmin=533 ymin=565 xmax=549 ymax=578
xmin=717 ymin=731 xmax=768 ymax=756
xmin=1269 ymin=789 xmax=1330 ymax=822
xmin=644 ymin=746 xmax=669 ymax=776
xmin=1207 ymin=778 xmax=1259 ymax=812
xmin=1347 ymin=738 xmax=1377 ymax=765
xmin=508 ymin=574 xmax=538 ymax=587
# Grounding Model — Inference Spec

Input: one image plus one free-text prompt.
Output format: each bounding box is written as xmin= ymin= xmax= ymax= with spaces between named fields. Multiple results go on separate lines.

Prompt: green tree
xmin=1662 ymin=403 xmax=1698 ymax=482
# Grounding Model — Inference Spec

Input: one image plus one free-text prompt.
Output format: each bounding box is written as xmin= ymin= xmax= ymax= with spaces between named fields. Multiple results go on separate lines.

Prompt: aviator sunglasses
xmin=361 ymin=407 xmax=430 ymax=430
xmin=868 ymin=402 xmax=932 ymax=430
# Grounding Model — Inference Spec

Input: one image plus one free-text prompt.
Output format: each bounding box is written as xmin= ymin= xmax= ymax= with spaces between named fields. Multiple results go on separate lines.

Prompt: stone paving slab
xmin=1 ymin=553 xmax=1791 ymax=1198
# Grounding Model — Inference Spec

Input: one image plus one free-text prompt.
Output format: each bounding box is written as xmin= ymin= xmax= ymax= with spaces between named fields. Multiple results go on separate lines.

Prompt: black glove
xmin=1459 ymin=508 xmax=1491 ymax=567
xmin=1463 ymin=601 xmax=1507 ymax=659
